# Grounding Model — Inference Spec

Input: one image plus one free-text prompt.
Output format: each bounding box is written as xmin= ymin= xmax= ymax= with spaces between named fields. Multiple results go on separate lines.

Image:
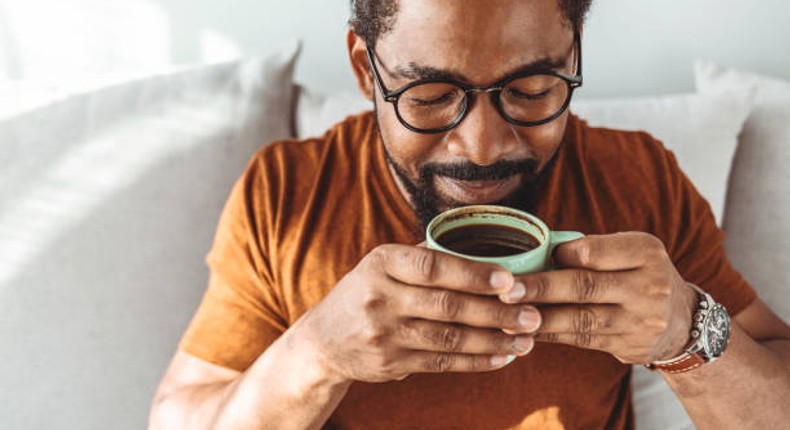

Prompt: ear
xmin=346 ymin=29 xmax=375 ymax=101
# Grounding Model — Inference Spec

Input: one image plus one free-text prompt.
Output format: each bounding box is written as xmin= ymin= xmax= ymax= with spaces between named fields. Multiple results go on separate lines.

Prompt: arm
xmin=149 ymin=328 xmax=352 ymax=430
xmin=149 ymin=245 xmax=540 ymax=430
xmin=505 ymin=233 xmax=790 ymax=429
xmin=663 ymin=298 xmax=790 ymax=429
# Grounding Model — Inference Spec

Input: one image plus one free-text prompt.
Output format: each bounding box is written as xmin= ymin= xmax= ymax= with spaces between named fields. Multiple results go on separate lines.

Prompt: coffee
xmin=435 ymin=223 xmax=540 ymax=257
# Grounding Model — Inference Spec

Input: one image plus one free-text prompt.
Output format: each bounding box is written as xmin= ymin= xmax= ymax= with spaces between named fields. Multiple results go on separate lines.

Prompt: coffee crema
xmin=434 ymin=223 xmax=540 ymax=257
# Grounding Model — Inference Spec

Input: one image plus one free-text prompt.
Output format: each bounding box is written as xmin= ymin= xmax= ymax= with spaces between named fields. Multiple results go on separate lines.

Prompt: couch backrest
xmin=0 ymin=42 xmax=299 ymax=430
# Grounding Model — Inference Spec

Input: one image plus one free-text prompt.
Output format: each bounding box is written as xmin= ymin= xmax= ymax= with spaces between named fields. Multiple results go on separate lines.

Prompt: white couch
xmin=1 ymin=42 xmax=788 ymax=429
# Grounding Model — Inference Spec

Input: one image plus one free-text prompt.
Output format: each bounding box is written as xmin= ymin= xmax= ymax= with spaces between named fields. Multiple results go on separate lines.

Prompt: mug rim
xmin=426 ymin=205 xmax=550 ymax=262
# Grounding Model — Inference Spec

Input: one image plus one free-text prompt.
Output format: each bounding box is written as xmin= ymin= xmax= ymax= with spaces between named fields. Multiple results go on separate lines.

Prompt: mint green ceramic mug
xmin=426 ymin=205 xmax=584 ymax=275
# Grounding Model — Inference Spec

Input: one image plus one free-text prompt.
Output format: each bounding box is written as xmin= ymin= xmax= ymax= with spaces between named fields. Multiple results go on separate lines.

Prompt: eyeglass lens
xmin=396 ymin=75 xmax=570 ymax=131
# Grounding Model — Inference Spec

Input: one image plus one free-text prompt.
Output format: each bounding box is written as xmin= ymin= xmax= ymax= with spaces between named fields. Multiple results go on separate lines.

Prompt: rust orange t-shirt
xmin=180 ymin=112 xmax=756 ymax=429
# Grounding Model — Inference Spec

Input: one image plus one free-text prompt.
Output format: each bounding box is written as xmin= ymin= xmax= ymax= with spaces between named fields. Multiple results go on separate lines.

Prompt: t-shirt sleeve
xmin=661 ymin=149 xmax=756 ymax=316
xmin=179 ymin=157 xmax=286 ymax=371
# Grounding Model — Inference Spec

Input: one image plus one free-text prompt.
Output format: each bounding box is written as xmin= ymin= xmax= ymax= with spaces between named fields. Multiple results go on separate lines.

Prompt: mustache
xmin=420 ymin=158 xmax=540 ymax=181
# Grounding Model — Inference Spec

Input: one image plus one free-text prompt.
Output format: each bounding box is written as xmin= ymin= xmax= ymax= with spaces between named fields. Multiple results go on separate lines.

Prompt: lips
xmin=436 ymin=175 xmax=522 ymax=205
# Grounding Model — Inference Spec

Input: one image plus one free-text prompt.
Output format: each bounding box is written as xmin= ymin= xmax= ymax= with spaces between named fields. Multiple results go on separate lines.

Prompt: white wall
xmin=581 ymin=0 xmax=790 ymax=97
xmin=1 ymin=0 xmax=789 ymax=97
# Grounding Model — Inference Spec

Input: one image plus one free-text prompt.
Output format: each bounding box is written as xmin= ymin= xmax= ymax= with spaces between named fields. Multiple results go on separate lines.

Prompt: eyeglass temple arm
xmin=365 ymin=44 xmax=397 ymax=100
xmin=574 ymin=29 xmax=583 ymax=86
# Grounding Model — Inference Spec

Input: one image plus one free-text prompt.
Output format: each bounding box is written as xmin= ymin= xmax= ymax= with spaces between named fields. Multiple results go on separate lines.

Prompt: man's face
xmin=350 ymin=0 xmax=577 ymax=227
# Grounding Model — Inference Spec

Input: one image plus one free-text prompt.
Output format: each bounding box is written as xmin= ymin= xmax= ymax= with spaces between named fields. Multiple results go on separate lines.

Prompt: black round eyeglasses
xmin=366 ymin=30 xmax=583 ymax=134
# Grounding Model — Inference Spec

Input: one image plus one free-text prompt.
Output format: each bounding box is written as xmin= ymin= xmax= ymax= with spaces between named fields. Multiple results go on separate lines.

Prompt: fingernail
xmin=490 ymin=271 xmax=513 ymax=291
xmin=491 ymin=355 xmax=517 ymax=366
xmin=513 ymin=335 xmax=533 ymax=354
xmin=518 ymin=307 xmax=541 ymax=331
xmin=490 ymin=355 xmax=508 ymax=366
xmin=501 ymin=282 xmax=526 ymax=303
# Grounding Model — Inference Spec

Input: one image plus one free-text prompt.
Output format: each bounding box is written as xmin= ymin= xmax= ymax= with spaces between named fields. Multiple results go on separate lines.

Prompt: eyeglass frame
xmin=365 ymin=29 xmax=583 ymax=134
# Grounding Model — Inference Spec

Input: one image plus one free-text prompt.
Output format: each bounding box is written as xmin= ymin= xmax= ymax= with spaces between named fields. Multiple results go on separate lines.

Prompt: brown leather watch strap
xmin=645 ymin=352 xmax=706 ymax=374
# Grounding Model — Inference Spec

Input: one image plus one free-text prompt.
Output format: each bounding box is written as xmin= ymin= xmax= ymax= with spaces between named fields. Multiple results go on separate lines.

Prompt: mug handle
xmin=548 ymin=231 xmax=585 ymax=269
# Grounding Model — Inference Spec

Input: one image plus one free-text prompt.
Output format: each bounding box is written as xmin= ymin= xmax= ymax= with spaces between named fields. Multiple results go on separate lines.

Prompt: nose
xmin=446 ymin=94 xmax=518 ymax=166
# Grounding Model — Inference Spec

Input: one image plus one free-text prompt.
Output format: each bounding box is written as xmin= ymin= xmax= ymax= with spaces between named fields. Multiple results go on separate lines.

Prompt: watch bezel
xmin=700 ymin=302 xmax=730 ymax=359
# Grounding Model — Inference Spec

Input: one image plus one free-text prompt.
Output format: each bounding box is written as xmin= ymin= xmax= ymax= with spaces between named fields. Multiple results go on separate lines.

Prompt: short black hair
xmin=349 ymin=0 xmax=593 ymax=46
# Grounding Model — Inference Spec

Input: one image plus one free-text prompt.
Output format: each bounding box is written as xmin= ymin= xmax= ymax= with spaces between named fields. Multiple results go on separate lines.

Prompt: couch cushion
xmin=696 ymin=60 xmax=790 ymax=322
xmin=296 ymin=84 xmax=373 ymax=139
xmin=0 ymin=41 xmax=299 ymax=430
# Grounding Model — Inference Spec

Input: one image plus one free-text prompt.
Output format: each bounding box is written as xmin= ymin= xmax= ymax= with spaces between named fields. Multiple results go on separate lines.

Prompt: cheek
xmin=514 ymin=113 xmax=569 ymax=167
xmin=376 ymin=100 xmax=443 ymax=177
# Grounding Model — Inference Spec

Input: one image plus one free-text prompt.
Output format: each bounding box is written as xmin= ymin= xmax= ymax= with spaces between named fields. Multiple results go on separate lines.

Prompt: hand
xmin=502 ymin=232 xmax=698 ymax=364
xmin=293 ymin=244 xmax=541 ymax=383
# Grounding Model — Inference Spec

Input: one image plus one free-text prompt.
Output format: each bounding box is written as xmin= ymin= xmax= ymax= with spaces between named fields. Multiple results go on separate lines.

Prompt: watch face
xmin=702 ymin=304 xmax=730 ymax=358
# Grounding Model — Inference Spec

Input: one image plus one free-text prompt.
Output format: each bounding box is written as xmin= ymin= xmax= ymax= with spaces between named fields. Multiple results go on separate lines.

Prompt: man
xmin=149 ymin=0 xmax=790 ymax=428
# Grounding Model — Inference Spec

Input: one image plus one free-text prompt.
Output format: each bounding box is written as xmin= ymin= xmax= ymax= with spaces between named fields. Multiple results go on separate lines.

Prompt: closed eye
xmin=507 ymin=88 xmax=551 ymax=101
xmin=406 ymin=91 xmax=459 ymax=107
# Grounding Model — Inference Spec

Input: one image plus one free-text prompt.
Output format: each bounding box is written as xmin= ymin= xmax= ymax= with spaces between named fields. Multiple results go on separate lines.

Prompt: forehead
xmin=376 ymin=0 xmax=571 ymax=83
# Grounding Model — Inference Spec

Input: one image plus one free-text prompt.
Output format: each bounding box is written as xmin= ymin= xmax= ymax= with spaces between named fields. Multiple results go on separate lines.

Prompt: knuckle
xmin=413 ymin=248 xmax=439 ymax=281
xmin=429 ymin=353 xmax=454 ymax=372
xmin=542 ymin=332 xmax=559 ymax=343
xmin=360 ymin=322 xmax=389 ymax=347
xmin=435 ymin=290 xmax=464 ymax=319
xmin=643 ymin=233 xmax=665 ymax=250
xmin=375 ymin=355 xmax=396 ymax=373
xmin=641 ymin=234 xmax=667 ymax=259
xmin=493 ymin=303 xmax=513 ymax=328
xmin=597 ymin=336 xmax=613 ymax=350
xmin=645 ymin=315 xmax=669 ymax=333
xmin=367 ymin=245 xmax=390 ymax=266
xmin=440 ymin=325 xmax=463 ymax=351
xmin=577 ymin=242 xmax=594 ymax=266
xmin=573 ymin=270 xmax=599 ymax=302
xmin=361 ymin=289 xmax=387 ymax=313
xmin=574 ymin=333 xmax=594 ymax=349
xmin=646 ymin=275 xmax=673 ymax=299
xmin=600 ymin=310 xmax=616 ymax=330
xmin=533 ymin=274 xmax=552 ymax=299
xmin=574 ymin=307 xmax=597 ymax=334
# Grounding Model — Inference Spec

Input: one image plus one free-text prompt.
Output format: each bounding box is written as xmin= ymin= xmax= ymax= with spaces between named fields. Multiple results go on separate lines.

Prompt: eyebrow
xmin=392 ymin=57 xmax=569 ymax=83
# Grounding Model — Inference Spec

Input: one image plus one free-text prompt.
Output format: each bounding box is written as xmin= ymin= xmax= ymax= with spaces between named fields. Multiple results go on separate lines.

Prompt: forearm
xmin=665 ymin=322 xmax=790 ymax=429
xmin=151 ymin=327 xmax=353 ymax=430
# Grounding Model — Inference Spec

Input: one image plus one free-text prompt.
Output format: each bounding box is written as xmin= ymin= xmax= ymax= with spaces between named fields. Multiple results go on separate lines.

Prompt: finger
xmin=398 ymin=319 xmax=535 ymax=356
xmin=537 ymin=304 xmax=624 ymax=335
xmin=512 ymin=269 xmax=635 ymax=304
xmin=374 ymin=244 xmax=515 ymax=295
xmin=534 ymin=332 xmax=619 ymax=353
xmin=401 ymin=284 xmax=541 ymax=333
xmin=402 ymin=351 xmax=520 ymax=374
xmin=553 ymin=232 xmax=668 ymax=271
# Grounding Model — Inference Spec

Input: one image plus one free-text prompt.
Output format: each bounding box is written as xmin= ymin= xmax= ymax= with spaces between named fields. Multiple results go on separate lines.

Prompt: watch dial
xmin=703 ymin=304 xmax=730 ymax=357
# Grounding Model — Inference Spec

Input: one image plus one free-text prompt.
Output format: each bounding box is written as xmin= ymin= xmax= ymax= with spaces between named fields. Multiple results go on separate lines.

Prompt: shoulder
xmin=565 ymin=114 xmax=683 ymax=192
xmin=569 ymin=114 xmax=674 ymax=167
xmin=224 ymin=111 xmax=378 ymax=231
xmin=251 ymin=111 xmax=376 ymax=176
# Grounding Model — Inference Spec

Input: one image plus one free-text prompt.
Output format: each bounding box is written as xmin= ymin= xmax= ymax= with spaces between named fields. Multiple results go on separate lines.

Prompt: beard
xmin=372 ymin=102 xmax=559 ymax=231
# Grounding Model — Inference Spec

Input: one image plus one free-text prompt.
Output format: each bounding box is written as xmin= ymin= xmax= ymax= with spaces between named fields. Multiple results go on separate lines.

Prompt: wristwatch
xmin=646 ymin=283 xmax=731 ymax=374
